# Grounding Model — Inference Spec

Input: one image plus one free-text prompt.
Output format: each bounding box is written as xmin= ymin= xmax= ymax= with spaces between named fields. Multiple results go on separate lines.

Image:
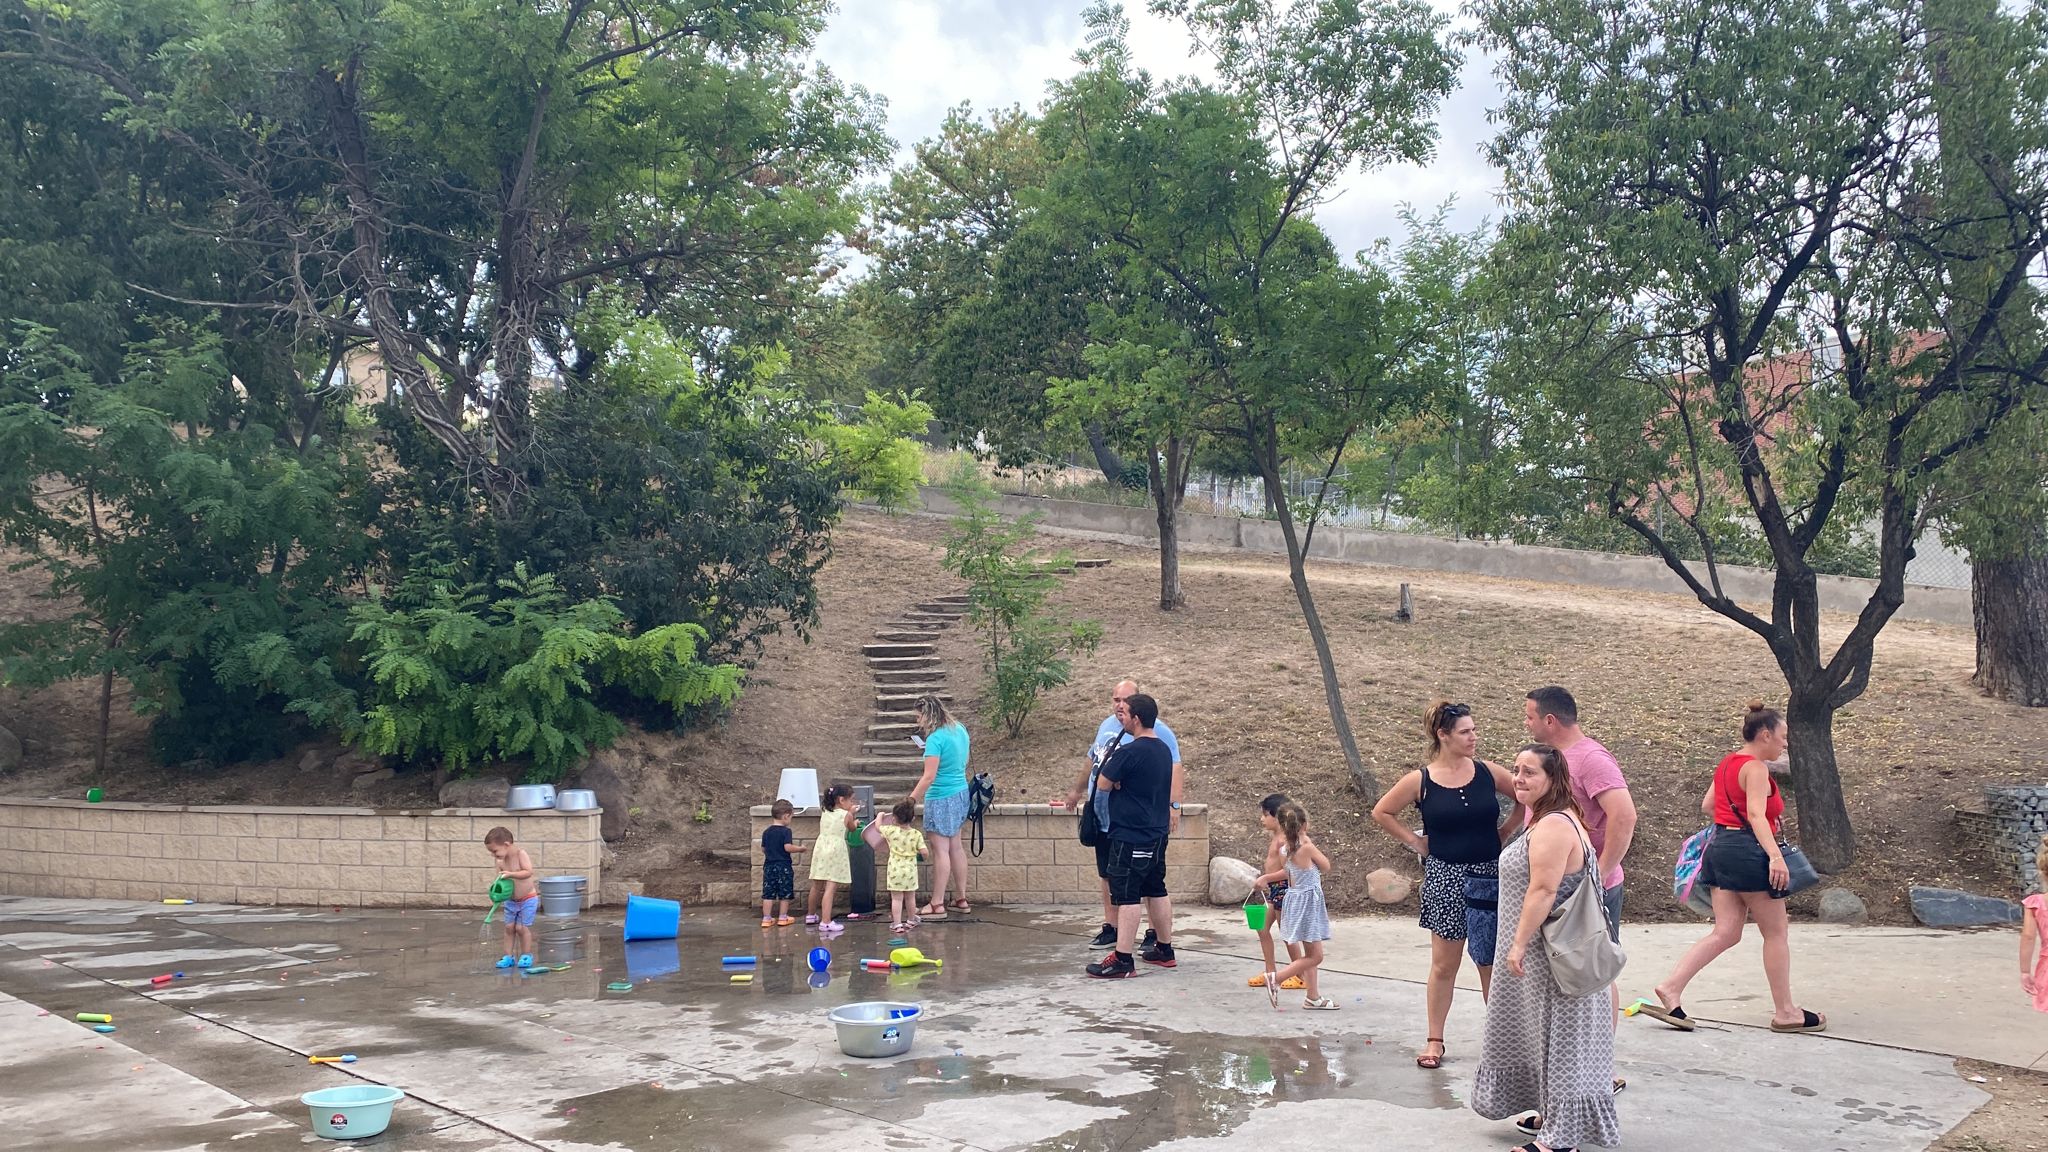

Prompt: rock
xmin=296 ymin=747 xmax=336 ymax=774
xmin=1816 ymin=888 xmax=1868 ymax=925
xmin=578 ymin=751 xmax=632 ymax=843
xmin=348 ymin=767 xmax=397 ymax=792
xmin=1208 ymin=856 xmax=1260 ymax=905
xmin=333 ymin=750 xmax=384 ymax=779
xmin=1909 ymin=885 xmax=2022 ymax=927
xmin=600 ymin=878 xmax=644 ymax=906
xmin=0 ymin=723 xmax=21 ymax=773
xmin=1766 ymin=754 xmax=1793 ymax=790
xmin=1367 ymin=868 xmax=1412 ymax=905
xmin=438 ymin=775 xmax=512 ymax=808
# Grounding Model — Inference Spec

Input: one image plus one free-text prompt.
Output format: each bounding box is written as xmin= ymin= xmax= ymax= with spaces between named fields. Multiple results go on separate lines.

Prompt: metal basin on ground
xmin=828 ymin=1001 xmax=921 ymax=1058
xmin=505 ymin=784 xmax=556 ymax=810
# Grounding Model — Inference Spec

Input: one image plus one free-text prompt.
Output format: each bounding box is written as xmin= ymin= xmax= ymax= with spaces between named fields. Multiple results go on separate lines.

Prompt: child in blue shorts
xmin=485 ymin=826 xmax=538 ymax=968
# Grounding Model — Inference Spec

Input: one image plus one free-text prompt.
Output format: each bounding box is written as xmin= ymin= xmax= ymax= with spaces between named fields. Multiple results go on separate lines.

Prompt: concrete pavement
xmin=0 ymin=897 xmax=2020 ymax=1150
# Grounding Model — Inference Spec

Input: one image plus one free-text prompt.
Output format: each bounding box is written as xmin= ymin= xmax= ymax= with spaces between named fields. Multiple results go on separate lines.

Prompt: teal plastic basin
xmin=301 ymin=1084 xmax=403 ymax=1139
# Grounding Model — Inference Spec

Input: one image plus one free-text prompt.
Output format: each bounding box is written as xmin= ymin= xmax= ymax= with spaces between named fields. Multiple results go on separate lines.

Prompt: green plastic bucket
xmin=1244 ymin=900 xmax=1268 ymax=931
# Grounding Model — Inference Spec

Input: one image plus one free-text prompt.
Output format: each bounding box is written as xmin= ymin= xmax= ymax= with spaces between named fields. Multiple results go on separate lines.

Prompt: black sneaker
xmin=1140 ymin=940 xmax=1176 ymax=967
xmin=1140 ymin=928 xmax=1157 ymax=951
xmin=1086 ymin=951 xmax=1136 ymax=979
xmin=1087 ymin=922 xmax=1116 ymax=947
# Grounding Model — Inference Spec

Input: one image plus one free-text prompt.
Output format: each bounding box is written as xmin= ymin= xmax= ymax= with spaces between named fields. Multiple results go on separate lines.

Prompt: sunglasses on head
xmin=1443 ymin=703 xmax=1471 ymax=718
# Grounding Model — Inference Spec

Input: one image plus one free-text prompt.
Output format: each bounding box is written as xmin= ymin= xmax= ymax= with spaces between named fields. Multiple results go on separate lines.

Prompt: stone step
xmin=877 ymin=692 xmax=952 ymax=708
xmin=874 ymin=682 xmax=948 ymax=696
xmin=860 ymin=741 xmax=924 ymax=757
xmin=863 ymin=643 xmax=936 ymax=658
xmin=867 ymin=655 xmax=941 ymax=668
xmin=874 ymin=631 xmax=947 ymax=644
xmin=868 ymin=721 xmax=917 ymax=734
xmin=873 ymin=668 xmax=944 ymax=683
xmin=879 ymin=618 xmax=946 ymax=631
xmin=873 ymin=710 xmax=917 ymax=722
xmin=929 ymin=593 xmax=969 ymax=604
xmin=912 ymin=601 xmax=969 ymax=614
xmin=846 ymin=757 xmax=931 ymax=774
xmin=1073 ymin=558 xmax=1112 ymax=569
xmin=708 ymin=848 xmax=754 ymax=867
xmin=899 ymin=611 xmax=963 ymax=623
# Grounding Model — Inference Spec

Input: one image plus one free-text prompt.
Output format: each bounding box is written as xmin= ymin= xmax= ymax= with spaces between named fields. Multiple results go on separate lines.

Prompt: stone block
xmin=1025 ymin=865 xmax=1079 ymax=894
xmin=383 ymin=816 xmax=423 ymax=840
xmin=276 ymin=839 xmax=322 ymax=865
xmin=274 ymin=888 xmax=325 ymax=906
xmin=161 ymin=834 xmax=198 ymax=862
xmin=516 ymin=816 xmax=562 ymax=842
xmin=235 ymin=837 xmax=278 ymax=863
xmin=318 ymin=839 xmax=361 ymax=866
xmin=178 ymin=812 xmax=219 ymax=835
xmin=236 ymin=886 xmax=278 ymax=905
xmin=426 ymin=816 xmax=474 ymax=842
xmin=216 ymin=812 xmax=258 ymax=838
xmin=1025 ymin=815 xmax=1073 ymax=840
xmin=360 ymin=841 xmax=407 ymax=868
xmin=215 ymin=861 xmax=259 ymax=887
xmin=255 ymin=814 xmax=298 ymax=839
xmin=91 ymin=879 xmax=124 ymax=899
xmin=176 ymin=860 xmax=218 ymax=886
xmin=408 ymin=841 xmax=454 ymax=868
xmin=129 ymin=832 xmax=163 ymax=858
xmin=77 ymin=809 xmax=111 ymax=832
xmin=109 ymin=810 xmax=150 ymax=832
xmin=974 ymin=864 xmax=1027 ymax=892
xmin=195 ymin=835 xmax=237 ymax=861
xmin=256 ymin=862 xmax=299 ymax=889
xmin=438 ymin=775 xmax=512 ymax=808
xmin=379 ymin=866 xmax=427 ymax=893
xmin=40 ymin=806 xmax=80 ymax=830
xmin=298 ymin=814 xmax=341 ymax=840
xmin=1005 ymin=839 xmax=1055 ymax=865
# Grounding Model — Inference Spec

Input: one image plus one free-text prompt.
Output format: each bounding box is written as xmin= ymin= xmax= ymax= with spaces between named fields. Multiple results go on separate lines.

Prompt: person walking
xmin=909 ymin=695 xmax=973 ymax=919
xmin=1473 ymin=744 xmax=1622 ymax=1152
xmin=1085 ymin=693 xmax=1178 ymax=978
xmin=1067 ymin=678 xmax=1182 ymax=950
xmin=1639 ymin=702 xmax=1827 ymax=1035
xmin=1256 ymin=801 xmax=1337 ymax=1011
xmin=1371 ymin=701 xmax=1521 ymax=1068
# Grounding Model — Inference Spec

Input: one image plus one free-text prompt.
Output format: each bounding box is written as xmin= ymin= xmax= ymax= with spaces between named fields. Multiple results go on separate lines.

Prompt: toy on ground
xmin=861 ymin=959 xmax=893 ymax=972
xmin=162 ymin=898 xmax=192 ymax=905
xmin=1622 ymin=999 xmax=1651 ymax=1017
xmin=719 ymin=956 xmax=758 ymax=966
xmin=622 ymin=894 xmax=681 ymax=941
xmin=308 ymin=1054 xmax=358 ymax=1065
xmin=93 ymin=1024 xmax=116 ymax=1034
xmin=888 ymin=946 xmax=942 ymax=970
xmin=729 ymin=973 xmax=753 ymax=984
xmin=76 ymin=1013 xmax=112 ymax=1023
xmin=807 ymin=947 xmax=832 ymax=972
xmin=606 ymin=981 xmax=634 ymax=992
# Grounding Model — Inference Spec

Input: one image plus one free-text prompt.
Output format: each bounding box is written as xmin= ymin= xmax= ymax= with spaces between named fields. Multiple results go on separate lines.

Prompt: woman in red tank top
xmin=1634 ymin=702 xmax=1827 ymax=1036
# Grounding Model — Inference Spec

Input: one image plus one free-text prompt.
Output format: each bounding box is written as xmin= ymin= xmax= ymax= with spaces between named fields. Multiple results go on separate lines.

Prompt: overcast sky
xmin=810 ymin=0 xmax=1503 ymax=264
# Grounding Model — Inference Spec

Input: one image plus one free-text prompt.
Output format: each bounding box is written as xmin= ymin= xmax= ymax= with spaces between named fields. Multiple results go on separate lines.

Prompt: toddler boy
xmin=485 ymin=826 xmax=537 ymax=969
xmin=761 ymin=799 xmax=807 ymax=927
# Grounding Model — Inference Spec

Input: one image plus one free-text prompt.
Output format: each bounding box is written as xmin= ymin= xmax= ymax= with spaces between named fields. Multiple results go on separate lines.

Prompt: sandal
xmin=1637 ymin=1001 xmax=1694 ymax=1031
xmin=948 ymin=900 xmax=972 ymax=914
xmin=919 ymin=904 xmax=947 ymax=920
xmin=1415 ymin=1038 xmax=1445 ymax=1069
xmin=760 ymin=917 xmax=775 ymax=927
xmin=1770 ymin=1008 xmax=1827 ymax=1034
xmin=1301 ymin=996 xmax=1338 ymax=1011
xmin=775 ymin=916 xmax=795 ymax=927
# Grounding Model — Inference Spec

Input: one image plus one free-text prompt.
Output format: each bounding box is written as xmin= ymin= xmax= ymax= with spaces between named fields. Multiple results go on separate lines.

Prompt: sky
xmin=809 ymin=0 xmax=1504 ymax=264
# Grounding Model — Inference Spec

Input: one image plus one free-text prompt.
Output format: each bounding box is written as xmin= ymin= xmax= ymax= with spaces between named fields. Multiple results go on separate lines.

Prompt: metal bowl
xmin=554 ymin=789 xmax=599 ymax=812
xmin=505 ymin=783 xmax=557 ymax=810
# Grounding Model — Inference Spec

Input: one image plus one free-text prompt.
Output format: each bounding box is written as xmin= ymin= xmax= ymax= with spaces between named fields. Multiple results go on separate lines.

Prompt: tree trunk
xmin=1250 ymin=424 xmax=1375 ymax=797
xmin=1783 ymin=685 xmax=1855 ymax=874
xmin=1971 ymin=538 xmax=2048 ymax=706
xmin=95 ymin=667 xmax=113 ymax=778
xmin=1084 ymin=423 xmax=1126 ymax=487
xmin=1147 ymin=435 xmax=1187 ymax=610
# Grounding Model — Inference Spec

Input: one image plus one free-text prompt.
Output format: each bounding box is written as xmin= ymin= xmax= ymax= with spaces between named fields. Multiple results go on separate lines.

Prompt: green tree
xmin=1469 ymin=0 xmax=2048 ymax=869
xmin=6 ymin=0 xmax=888 ymax=519
xmin=1035 ymin=0 xmax=1459 ymax=792
xmin=939 ymin=474 xmax=1103 ymax=739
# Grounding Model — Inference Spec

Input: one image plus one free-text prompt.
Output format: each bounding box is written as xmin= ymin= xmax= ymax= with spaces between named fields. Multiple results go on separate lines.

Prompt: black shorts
xmin=1700 ymin=825 xmax=1790 ymax=898
xmin=1107 ymin=837 xmax=1168 ymax=906
xmin=1096 ymin=832 xmax=1169 ymax=881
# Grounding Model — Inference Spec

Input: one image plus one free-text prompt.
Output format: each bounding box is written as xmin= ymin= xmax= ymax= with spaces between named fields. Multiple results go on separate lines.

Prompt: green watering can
xmin=484 ymin=876 xmax=515 ymax=923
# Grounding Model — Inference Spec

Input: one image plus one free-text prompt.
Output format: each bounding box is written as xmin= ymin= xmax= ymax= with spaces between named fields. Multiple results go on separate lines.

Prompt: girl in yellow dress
xmin=805 ymin=784 xmax=856 ymax=932
xmin=876 ymin=797 xmax=929 ymax=932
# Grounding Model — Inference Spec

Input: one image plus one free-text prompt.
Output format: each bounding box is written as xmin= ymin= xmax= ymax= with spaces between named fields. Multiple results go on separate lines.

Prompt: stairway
xmin=845 ymin=594 xmax=969 ymax=797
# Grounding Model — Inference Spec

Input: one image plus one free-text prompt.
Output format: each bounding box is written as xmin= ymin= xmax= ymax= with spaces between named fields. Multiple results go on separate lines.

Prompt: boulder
xmin=1816 ymin=888 xmax=1868 ymax=925
xmin=333 ymin=750 xmax=384 ymax=779
xmin=1909 ymin=885 xmax=2021 ymax=928
xmin=438 ymin=775 xmax=513 ymax=809
xmin=0 ymin=723 xmax=21 ymax=773
xmin=348 ymin=767 xmax=397 ymax=792
xmin=578 ymin=751 xmax=632 ymax=842
xmin=1367 ymin=868 xmax=1412 ymax=905
xmin=1208 ymin=856 xmax=1260 ymax=905
xmin=297 ymin=747 xmax=338 ymax=774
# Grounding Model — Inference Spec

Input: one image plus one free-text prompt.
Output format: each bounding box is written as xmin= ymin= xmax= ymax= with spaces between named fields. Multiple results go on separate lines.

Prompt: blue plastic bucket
xmin=622 ymin=893 xmax=681 ymax=941
xmin=623 ymin=938 xmax=679 ymax=981
xmin=302 ymin=1084 xmax=403 ymax=1140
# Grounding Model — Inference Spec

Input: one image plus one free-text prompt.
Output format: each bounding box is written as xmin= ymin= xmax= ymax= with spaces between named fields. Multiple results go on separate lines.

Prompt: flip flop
xmin=1638 ymin=1002 xmax=1695 ymax=1031
xmin=1770 ymin=1009 xmax=1827 ymax=1034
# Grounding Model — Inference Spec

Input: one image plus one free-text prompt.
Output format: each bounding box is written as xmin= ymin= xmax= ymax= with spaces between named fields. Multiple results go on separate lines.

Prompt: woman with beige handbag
xmin=1472 ymin=743 xmax=1622 ymax=1152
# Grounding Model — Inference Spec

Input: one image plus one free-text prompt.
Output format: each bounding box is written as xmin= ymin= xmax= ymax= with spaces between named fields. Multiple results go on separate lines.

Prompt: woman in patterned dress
xmin=1372 ymin=700 xmax=1522 ymax=1068
xmin=1472 ymin=743 xmax=1620 ymax=1152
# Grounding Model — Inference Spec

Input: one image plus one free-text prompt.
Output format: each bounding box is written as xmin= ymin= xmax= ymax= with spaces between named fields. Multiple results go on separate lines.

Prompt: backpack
xmin=966 ymin=771 xmax=997 ymax=857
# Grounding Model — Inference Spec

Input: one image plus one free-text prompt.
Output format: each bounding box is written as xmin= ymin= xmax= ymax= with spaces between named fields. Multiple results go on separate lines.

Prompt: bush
xmin=940 ymin=475 xmax=1101 ymax=738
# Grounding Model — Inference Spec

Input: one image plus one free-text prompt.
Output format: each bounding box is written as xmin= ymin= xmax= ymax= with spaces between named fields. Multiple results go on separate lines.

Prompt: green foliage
xmin=939 ymin=475 xmax=1102 ymax=739
xmin=339 ymin=562 xmax=740 ymax=781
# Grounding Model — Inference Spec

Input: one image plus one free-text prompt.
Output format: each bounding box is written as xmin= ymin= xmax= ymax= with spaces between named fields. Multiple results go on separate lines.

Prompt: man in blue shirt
xmin=1067 ymin=679 xmax=1182 ymax=949
xmin=1086 ymin=692 xmax=1177 ymax=979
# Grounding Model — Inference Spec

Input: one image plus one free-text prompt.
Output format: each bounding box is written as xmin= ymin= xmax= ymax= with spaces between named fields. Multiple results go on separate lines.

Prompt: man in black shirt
xmin=1087 ymin=693 xmax=1177 ymax=978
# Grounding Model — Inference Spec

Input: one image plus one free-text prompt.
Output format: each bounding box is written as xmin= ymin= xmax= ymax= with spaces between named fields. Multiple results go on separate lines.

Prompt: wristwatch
xmin=1170 ymin=802 xmax=1182 ymax=810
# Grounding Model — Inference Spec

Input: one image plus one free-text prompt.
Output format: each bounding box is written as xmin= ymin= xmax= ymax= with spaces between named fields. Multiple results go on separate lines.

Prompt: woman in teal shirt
xmin=912 ymin=695 xmax=972 ymax=918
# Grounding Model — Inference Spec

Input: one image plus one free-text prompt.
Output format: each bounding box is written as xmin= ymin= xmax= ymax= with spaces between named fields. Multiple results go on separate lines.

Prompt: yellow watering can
xmin=888 ymin=946 xmax=942 ymax=970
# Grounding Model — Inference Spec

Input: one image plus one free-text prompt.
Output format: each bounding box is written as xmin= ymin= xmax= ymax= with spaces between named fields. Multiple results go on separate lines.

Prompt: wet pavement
xmin=0 ymin=897 xmax=1990 ymax=1150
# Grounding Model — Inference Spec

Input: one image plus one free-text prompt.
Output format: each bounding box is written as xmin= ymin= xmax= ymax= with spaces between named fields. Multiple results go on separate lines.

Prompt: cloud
xmin=813 ymin=0 xmax=1504 ymax=258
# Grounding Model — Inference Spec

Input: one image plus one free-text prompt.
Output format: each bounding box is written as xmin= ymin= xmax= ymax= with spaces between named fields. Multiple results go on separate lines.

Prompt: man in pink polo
xmin=1524 ymin=686 xmax=1637 ymax=1014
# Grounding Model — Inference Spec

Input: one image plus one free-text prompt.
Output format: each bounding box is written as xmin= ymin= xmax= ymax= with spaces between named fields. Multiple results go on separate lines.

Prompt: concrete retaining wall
xmin=0 ymin=798 xmax=603 ymax=909
xmin=903 ymin=488 xmax=1973 ymax=629
xmin=747 ymin=803 xmax=1210 ymax=906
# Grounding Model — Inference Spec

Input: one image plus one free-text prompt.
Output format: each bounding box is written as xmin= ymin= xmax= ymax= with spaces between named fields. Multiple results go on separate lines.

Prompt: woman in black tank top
xmin=1372 ymin=701 xmax=1524 ymax=1069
